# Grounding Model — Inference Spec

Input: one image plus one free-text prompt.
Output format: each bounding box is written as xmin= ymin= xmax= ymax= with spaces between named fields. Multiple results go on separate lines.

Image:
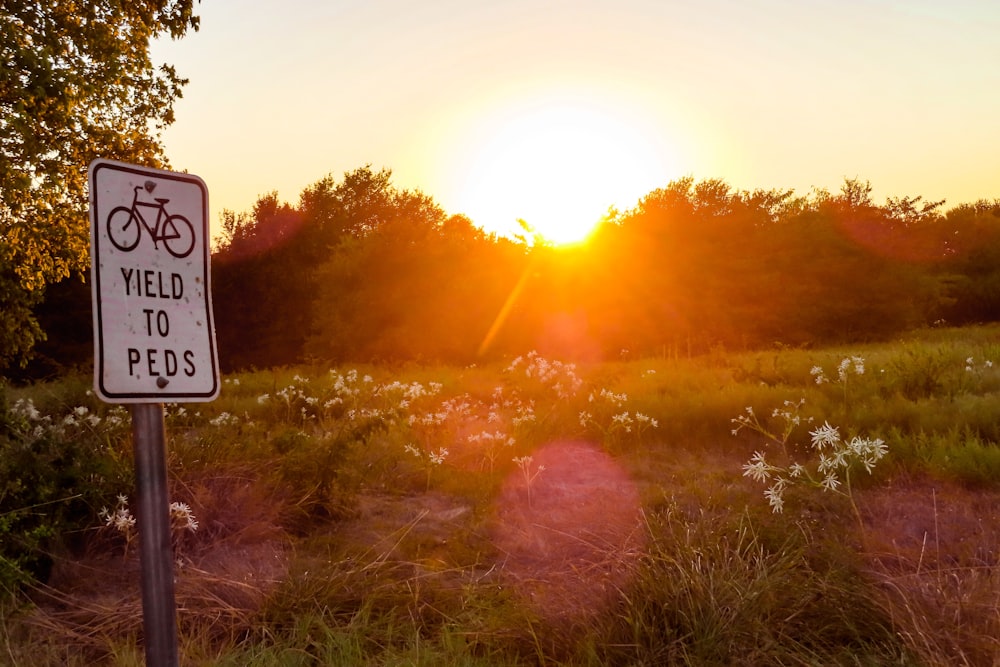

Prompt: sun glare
xmin=448 ymin=97 xmax=676 ymax=245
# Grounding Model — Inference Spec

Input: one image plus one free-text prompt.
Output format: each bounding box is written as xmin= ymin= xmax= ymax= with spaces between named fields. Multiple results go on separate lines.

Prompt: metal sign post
xmin=89 ymin=159 xmax=219 ymax=666
xmin=131 ymin=404 xmax=178 ymax=666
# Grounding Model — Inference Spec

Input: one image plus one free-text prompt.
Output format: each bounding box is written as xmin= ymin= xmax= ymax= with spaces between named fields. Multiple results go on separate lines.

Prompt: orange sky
xmin=152 ymin=0 xmax=1000 ymax=243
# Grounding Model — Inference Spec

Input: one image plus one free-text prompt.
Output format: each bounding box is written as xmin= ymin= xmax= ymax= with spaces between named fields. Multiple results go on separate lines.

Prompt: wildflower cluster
xmin=256 ymin=370 xmax=444 ymax=432
xmin=812 ymin=423 xmax=887 ymax=475
xmin=405 ymin=355 xmax=578 ymax=479
xmin=407 ymin=394 xmax=475 ymax=428
xmin=965 ymin=356 xmax=994 ymax=372
xmin=468 ymin=429 xmax=517 ymax=472
xmin=809 ymin=355 xmax=866 ymax=385
xmin=407 ymin=388 xmax=525 ymax=474
xmin=8 ymin=398 xmax=128 ymax=443
xmin=405 ymin=443 xmax=449 ymax=490
xmin=579 ymin=387 xmax=659 ymax=444
xmin=399 ymin=362 xmax=558 ymax=483
xmin=736 ymin=355 xmax=888 ymax=515
xmin=99 ymin=494 xmax=137 ymax=537
xmin=272 ymin=375 xmax=323 ymax=421
xmin=742 ymin=420 xmax=887 ymax=513
xmin=405 ymin=442 xmax=449 ymax=464
xmin=209 ymin=411 xmax=242 ymax=427
xmin=98 ymin=495 xmax=200 ymax=557
xmin=377 ymin=379 xmax=443 ymax=410
xmin=963 ymin=355 xmax=995 ymax=382
xmin=487 ymin=385 xmax=536 ymax=428
xmin=731 ymin=398 xmax=809 ymax=456
xmin=811 ymin=355 xmax=866 ymax=410
xmin=506 ymin=350 xmax=583 ymax=399
xmin=164 ymin=403 xmax=192 ymax=421
xmin=169 ymin=501 xmax=200 ymax=533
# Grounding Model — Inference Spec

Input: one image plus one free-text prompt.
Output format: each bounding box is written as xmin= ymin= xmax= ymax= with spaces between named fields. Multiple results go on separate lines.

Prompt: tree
xmin=307 ymin=212 xmax=523 ymax=364
xmin=212 ymin=194 xmax=310 ymax=370
xmin=1 ymin=0 xmax=199 ymax=368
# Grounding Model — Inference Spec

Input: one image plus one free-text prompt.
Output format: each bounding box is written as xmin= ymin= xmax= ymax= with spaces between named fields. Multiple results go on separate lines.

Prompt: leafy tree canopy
xmin=1 ymin=0 xmax=199 ymax=368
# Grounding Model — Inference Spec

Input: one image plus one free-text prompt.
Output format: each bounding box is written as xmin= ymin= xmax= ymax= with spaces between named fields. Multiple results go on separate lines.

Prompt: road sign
xmin=89 ymin=159 xmax=219 ymax=402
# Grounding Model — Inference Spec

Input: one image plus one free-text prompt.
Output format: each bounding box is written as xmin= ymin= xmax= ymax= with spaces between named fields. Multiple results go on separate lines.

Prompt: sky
xmin=152 ymin=0 xmax=1000 ymax=243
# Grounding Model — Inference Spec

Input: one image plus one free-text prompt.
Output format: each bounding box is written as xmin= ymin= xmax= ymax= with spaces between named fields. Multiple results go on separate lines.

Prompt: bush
xmin=0 ymin=386 xmax=132 ymax=594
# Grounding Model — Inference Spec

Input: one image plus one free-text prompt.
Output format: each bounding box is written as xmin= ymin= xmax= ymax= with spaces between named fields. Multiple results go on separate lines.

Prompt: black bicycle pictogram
xmin=106 ymin=180 xmax=196 ymax=258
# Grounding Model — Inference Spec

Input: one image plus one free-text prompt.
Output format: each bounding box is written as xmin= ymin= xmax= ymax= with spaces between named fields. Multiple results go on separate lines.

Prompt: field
xmin=3 ymin=326 xmax=1000 ymax=665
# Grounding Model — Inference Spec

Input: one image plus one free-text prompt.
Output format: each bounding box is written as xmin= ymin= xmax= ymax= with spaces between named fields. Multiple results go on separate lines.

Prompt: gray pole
xmin=131 ymin=403 xmax=179 ymax=667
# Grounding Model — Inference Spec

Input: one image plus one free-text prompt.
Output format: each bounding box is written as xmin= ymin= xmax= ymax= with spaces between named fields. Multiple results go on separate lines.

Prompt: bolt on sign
xmin=89 ymin=159 xmax=220 ymax=402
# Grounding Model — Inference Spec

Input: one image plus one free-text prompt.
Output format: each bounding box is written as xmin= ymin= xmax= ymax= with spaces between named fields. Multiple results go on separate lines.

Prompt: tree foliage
xmin=148 ymin=172 xmax=1000 ymax=370
xmin=0 ymin=0 xmax=199 ymax=368
xmin=208 ymin=171 xmax=970 ymax=369
xmin=14 ymin=165 xmax=1000 ymax=377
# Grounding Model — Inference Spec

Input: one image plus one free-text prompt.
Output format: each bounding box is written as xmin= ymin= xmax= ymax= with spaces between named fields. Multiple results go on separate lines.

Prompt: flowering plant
xmin=99 ymin=495 xmax=199 ymax=559
xmin=740 ymin=418 xmax=887 ymax=516
xmin=405 ymin=443 xmax=449 ymax=491
xmin=734 ymin=356 xmax=887 ymax=523
xmin=513 ymin=455 xmax=546 ymax=508
xmin=578 ymin=387 xmax=659 ymax=449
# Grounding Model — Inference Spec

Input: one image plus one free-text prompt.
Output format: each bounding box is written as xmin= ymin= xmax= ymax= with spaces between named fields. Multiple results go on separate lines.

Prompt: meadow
xmin=3 ymin=325 xmax=1000 ymax=665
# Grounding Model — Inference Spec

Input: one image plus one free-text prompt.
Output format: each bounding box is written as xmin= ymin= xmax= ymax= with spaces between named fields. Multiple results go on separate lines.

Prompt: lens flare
xmin=490 ymin=440 xmax=645 ymax=626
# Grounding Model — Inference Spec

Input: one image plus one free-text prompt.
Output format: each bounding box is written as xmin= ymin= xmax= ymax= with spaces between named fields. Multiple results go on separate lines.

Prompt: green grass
xmin=594 ymin=506 xmax=908 ymax=665
xmin=3 ymin=324 xmax=1000 ymax=664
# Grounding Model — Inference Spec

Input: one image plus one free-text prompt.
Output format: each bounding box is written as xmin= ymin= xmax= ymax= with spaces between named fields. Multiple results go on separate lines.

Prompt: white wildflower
xmin=742 ymin=451 xmax=772 ymax=483
xmin=809 ymin=421 xmax=840 ymax=450
xmin=820 ymin=473 xmax=841 ymax=492
xmin=169 ymin=502 xmax=199 ymax=532
xmin=764 ymin=482 xmax=785 ymax=513
xmin=851 ymin=356 xmax=865 ymax=375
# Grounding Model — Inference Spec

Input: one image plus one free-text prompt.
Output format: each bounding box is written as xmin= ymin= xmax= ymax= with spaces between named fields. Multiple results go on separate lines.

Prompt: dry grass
xmin=22 ymin=555 xmax=284 ymax=662
xmin=10 ymin=457 xmax=1000 ymax=665
xmin=875 ymin=565 xmax=1000 ymax=666
xmin=862 ymin=480 xmax=1000 ymax=666
xmin=12 ymin=466 xmax=291 ymax=665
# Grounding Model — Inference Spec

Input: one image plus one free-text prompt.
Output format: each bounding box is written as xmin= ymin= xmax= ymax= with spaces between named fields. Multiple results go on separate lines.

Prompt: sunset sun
xmin=446 ymin=95 xmax=678 ymax=245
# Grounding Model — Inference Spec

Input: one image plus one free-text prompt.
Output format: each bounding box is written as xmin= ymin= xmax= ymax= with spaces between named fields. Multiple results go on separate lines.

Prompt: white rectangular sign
xmin=89 ymin=159 xmax=219 ymax=402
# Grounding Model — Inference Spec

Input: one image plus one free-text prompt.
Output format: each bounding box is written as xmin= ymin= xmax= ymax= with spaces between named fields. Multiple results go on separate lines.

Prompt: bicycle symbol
xmin=106 ymin=180 xmax=196 ymax=258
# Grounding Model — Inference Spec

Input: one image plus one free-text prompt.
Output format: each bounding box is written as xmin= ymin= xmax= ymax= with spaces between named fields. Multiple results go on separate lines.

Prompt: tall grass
xmin=2 ymin=324 xmax=1000 ymax=664
xmin=593 ymin=505 xmax=909 ymax=665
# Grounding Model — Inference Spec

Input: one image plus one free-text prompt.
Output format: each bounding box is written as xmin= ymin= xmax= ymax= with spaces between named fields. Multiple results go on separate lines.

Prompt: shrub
xmin=0 ymin=387 xmax=132 ymax=593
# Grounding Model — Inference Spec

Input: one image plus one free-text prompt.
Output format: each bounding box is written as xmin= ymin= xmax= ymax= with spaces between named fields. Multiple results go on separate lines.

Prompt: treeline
xmin=18 ymin=167 xmax=1000 ymax=375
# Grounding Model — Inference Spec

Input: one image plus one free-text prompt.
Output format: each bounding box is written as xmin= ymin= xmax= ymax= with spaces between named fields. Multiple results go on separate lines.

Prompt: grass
xmin=2 ymin=324 xmax=1000 ymax=664
xmin=596 ymin=506 xmax=908 ymax=665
